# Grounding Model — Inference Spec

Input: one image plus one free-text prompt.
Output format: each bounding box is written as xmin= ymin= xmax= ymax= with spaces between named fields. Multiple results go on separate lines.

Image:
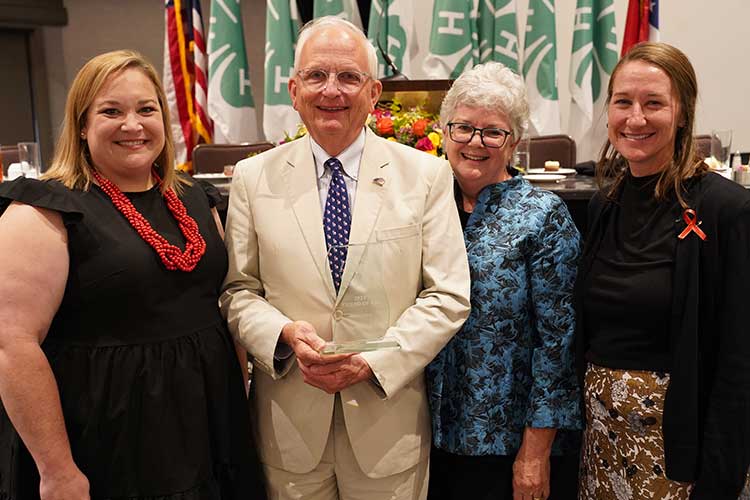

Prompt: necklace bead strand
xmin=92 ymin=169 xmax=206 ymax=271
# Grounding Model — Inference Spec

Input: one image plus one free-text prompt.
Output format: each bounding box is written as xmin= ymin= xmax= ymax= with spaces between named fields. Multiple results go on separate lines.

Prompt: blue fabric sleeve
xmin=525 ymin=197 xmax=583 ymax=430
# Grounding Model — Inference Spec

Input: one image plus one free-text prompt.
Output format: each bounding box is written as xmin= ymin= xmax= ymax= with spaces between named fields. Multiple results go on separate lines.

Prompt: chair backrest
xmin=694 ymin=134 xmax=720 ymax=159
xmin=528 ymin=134 xmax=576 ymax=169
xmin=1 ymin=145 xmax=20 ymax=169
xmin=192 ymin=142 xmax=275 ymax=174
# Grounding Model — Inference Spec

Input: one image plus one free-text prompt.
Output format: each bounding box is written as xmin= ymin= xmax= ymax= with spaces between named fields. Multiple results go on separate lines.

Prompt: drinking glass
xmin=710 ymin=130 xmax=732 ymax=169
xmin=18 ymin=141 xmax=41 ymax=179
xmin=514 ymin=136 xmax=531 ymax=174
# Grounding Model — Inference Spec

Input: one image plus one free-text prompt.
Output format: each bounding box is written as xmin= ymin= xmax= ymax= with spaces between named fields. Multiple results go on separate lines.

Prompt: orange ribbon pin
xmin=678 ymin=209 xmax=707 ymax=241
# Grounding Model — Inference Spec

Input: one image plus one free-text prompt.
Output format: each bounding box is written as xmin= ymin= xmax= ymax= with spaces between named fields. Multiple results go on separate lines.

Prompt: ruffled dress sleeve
xmin=193 ymin=178 xmax=224 ymax=208
xmin=0 ymin=177 xmax=84 ymax=227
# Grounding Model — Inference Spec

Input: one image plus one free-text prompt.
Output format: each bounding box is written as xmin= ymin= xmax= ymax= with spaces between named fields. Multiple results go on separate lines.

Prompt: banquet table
xmin=204 ymin=173 xmax=600 ymax=234
xmin=538 ymin=174 xmax=599 ymax=200
xmin=527 ymin=175 xmax=598 ymax=233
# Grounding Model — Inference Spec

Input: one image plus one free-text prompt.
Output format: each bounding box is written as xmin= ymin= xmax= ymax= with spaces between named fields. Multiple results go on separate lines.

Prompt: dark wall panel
xmin=0 ymin=29 xmax=35 ymax=147
xmin=0 ymin=0 xmax=67 ymax=27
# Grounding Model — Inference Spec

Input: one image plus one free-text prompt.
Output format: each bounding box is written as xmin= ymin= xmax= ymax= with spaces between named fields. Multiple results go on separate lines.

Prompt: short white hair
xmin=293 ymin=16 xmax=378 ymax=77
xmin=440 ymin=62 xmax=529 ymax=140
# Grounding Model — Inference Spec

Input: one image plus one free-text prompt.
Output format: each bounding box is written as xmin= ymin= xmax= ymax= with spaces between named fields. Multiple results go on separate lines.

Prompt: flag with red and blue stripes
xmin=621 ymin=0 xmax=660 ymax=57
xmin=163 ymin=0 xmax=212 ymax=172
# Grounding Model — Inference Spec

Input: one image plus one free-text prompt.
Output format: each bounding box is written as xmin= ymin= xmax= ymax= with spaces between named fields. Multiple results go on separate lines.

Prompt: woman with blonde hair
xmin=0 ymin=50 xmax=264 ymax=499
xmin=576 ymin=42 xmax=750 ymax=499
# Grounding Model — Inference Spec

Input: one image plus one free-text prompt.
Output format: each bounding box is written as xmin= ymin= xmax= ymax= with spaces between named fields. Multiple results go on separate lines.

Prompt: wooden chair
xmin=0 ymin=145 xmax=20 ymax=172
xmin=192 ymin=142 xmax=274 ymax=174
xmin=529 ymin=134 xmax=576 ymax=170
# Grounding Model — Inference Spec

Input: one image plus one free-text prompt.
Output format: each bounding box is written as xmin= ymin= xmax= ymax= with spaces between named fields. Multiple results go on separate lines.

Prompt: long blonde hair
xmin=597 ymin=42 xmax=707 ymax=208
xmin=44 ymin=50 xmax=184 ymax=193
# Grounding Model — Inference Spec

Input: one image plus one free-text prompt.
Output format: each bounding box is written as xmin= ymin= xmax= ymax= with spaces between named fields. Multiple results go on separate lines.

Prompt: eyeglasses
xmin=446 ymin=122 xmax=512 ymax=148
xmin=296 ymin=68 xmax=372 ymax=93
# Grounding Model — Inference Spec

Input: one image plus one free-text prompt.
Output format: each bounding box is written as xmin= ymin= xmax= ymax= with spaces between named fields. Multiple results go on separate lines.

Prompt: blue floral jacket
xmin=426 ymin=176 xmax=582 ymax=456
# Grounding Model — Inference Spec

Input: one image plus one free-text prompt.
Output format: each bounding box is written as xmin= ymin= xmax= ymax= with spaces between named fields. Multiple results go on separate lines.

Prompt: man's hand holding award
xmin=280 ymin=320 xmax=371 ymax=394
xmin=282 ymin=241 xmax=400 ymax=393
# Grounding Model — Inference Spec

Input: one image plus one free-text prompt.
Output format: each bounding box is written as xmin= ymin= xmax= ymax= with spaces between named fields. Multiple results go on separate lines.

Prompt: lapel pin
xmin=373 ymin=177 xmax=385 ymax=186
xmin=678 ymin=208 xmax=707 ymax=241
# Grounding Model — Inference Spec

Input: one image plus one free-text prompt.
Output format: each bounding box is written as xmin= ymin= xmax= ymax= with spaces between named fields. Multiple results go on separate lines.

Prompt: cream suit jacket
xmin=220 ymin=128 xmax=470 ymax=478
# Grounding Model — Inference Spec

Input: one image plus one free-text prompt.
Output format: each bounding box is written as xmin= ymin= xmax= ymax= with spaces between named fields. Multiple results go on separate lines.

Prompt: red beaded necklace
xmin=92 ymin=168 xmax=206 ymax=272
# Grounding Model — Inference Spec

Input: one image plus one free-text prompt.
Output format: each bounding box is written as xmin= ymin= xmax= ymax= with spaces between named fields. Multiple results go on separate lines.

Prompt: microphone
xmin=373 ymin=4 xmax=408 ymax=81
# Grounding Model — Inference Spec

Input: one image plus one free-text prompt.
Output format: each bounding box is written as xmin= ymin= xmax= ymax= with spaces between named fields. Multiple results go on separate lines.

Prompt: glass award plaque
xmin=319 ymin=336 xmax=401 ymax=355
xmin=320 ymin=241 xmax=400 ymax=356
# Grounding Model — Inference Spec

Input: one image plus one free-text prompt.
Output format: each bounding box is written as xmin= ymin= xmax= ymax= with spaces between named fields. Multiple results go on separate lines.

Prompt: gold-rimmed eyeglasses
xmin=296 ymin=68 xmax=372 ymax=93
xmin=446 ymin=122 xmax=513 ymax=149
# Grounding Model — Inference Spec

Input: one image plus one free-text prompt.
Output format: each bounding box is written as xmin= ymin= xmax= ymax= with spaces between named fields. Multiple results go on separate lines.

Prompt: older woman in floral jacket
xmin=426 ymin=62 xmax=582 ymax=500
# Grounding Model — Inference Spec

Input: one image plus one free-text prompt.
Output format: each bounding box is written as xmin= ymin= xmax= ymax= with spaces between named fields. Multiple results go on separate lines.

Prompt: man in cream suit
xmin=220 ymin=16 xmax=470 ymax=500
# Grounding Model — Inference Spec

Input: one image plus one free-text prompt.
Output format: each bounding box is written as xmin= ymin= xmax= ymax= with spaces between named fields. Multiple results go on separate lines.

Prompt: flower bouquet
xmin=368 ymin=101 xmax=443 ymax=156
xmin=278 ymin=101 xmax=444 ymax=157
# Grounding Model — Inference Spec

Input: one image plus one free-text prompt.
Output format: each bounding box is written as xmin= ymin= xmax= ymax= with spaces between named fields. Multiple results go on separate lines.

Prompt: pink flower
xmin=415 ymin=136 xmax=435 ymax=152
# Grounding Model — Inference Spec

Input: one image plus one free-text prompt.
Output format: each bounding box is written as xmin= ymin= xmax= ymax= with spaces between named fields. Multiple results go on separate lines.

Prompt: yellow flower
xmin=425 ymin=149 xmax=437 ymax=156
xmin=387 ymin=137 xmax=398 ymax=142
xmin=428 ymin=131 xmax=441 ymax=148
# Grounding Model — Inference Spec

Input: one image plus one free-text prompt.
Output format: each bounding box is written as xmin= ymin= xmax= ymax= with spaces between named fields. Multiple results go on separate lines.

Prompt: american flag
xmin=163 ymin=0 xmax=212 ymax=173
xmin=621 ymin=0 xmax=660 ymax=57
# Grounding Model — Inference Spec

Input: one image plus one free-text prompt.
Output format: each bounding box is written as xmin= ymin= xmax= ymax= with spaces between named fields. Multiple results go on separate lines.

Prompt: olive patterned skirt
xmin=579 ymin=364 xmax=693 ymax=500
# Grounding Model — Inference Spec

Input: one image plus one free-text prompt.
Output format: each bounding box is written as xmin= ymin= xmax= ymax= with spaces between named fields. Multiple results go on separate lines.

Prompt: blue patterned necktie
xmin=323 ymin=157 xmax=351 ymax=292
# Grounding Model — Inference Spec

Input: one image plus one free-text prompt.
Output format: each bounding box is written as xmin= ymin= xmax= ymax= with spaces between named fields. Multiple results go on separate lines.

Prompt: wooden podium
xmin=379 ymin=80 xmax=453 ymax=114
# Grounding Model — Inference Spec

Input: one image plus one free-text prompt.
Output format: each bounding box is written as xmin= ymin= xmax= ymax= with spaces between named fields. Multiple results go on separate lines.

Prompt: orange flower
xmin=377 ymin=116 xmax=394 ymax=136
xmin=412 ymin=118 xmax=429 ymax=138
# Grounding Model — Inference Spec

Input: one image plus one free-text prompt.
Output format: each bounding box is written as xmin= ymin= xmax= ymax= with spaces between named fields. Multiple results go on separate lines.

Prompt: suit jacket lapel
xmin=337 ymin=130 xmax=389 ymax=302
xmin=286 ymin=136 xmax=337 ymax=301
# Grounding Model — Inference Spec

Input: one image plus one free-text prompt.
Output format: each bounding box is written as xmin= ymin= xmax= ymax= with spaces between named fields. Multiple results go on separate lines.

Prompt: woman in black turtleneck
xmin=576 ymin=42 xmax=750 ymax=500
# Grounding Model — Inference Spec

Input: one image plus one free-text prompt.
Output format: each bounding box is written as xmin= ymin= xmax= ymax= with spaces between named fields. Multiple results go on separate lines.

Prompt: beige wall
xmin=43 ymin=0 xmax=164 ymax=139
xmin=39 ymin=0 xmax=750 ymax=158
xmin=42 ymin=0 xmax=266 ymax=139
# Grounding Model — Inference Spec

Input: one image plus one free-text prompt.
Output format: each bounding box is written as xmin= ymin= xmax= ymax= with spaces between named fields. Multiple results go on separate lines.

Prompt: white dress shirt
xmin=310 ymin=128 xmax=366 ymax=215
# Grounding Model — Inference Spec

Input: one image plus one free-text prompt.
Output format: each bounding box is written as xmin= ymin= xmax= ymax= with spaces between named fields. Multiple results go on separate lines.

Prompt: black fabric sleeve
xmin=192 ymin=178 xmax=224 ymax=209
xmin=691 ymin=200 xmax=750 ymax=499
xmin=0 ymin=177 xmax=83 ymax=226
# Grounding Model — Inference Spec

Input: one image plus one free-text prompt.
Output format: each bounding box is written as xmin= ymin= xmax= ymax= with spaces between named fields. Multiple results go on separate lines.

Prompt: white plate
xmin=193 ymin=173 xmax=230 ymax=179
xmin=527 ymin=167 xmax=577 ymax=175
xmin=523 ymin=174 xmax=566 ymax=183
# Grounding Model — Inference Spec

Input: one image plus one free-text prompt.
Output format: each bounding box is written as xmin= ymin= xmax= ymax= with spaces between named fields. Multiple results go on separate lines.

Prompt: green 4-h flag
xmin=478 ymin=0 xmax=520 ymax=72
xmin=523 ymin=0 xmax=560 ymax=135
xmin=207 ymin=0 xmax=258 ymax=143
xmin=313 ymin=0 xmax=362 ymax=28
xmin=367 ymin=0 xmax=417 ymax=78
xmin=264 ymin=0 xmax=301 ymax=143
xmin=424 ymin=0 xmax=519 ymax=79
xmin=568 ymin=0 xmax=618 ymax=160
xmin=423 ymin=0 xmax=477 ymax=79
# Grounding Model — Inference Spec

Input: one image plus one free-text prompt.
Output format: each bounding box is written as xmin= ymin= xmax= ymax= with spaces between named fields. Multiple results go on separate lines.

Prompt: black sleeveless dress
xmin=0 ymin=176 xmax=265 ymax=499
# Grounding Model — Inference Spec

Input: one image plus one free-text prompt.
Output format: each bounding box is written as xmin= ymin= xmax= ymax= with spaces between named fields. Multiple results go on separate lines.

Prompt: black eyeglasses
xmin=446 ymin=122 xmax=512 ymax=148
